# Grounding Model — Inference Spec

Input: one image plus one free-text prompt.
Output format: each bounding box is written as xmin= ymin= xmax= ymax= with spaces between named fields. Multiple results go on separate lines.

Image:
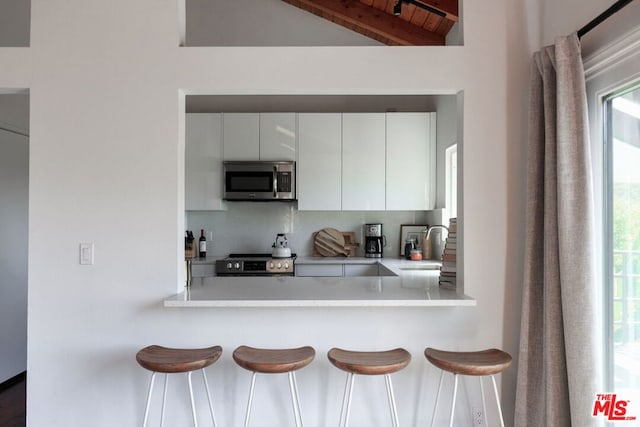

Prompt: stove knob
xmin=269 ymin=262 xmax=275 ymax=269
xmin=234 ymin=262 xmax=240 ymax=270
xmin=284 ymin=262 xmax=289 ymax=269
xmin=226 ymin=263 xmax=232 ymax=269
xmin=277 ymin=262 xmax=282 ymax=269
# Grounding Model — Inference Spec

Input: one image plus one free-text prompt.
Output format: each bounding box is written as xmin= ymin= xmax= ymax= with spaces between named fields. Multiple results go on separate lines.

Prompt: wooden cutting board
xmin=314 ymin=228 xmax=348 ymax=257
xmin=342 ymin=232 xmax=358 ymax=257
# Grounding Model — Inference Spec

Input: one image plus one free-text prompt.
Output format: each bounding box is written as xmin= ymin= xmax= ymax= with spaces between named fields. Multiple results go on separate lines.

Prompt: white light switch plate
xmin=80 ymin=242 xmax=94 ymax=265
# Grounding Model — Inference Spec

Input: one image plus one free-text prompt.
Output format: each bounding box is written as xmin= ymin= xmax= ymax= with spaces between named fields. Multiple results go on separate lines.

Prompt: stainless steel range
xmin=215 ymin=253 xmax=296 ymax=276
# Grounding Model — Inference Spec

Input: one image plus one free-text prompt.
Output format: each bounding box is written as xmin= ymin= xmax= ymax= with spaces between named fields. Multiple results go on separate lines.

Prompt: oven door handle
xmin=273 ymin=166 xmax=278 ymax=198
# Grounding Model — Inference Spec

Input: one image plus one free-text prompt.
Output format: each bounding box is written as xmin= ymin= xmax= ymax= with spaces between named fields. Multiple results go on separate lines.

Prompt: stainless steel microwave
xmin=223 ymin=161 xmax=296 ymax=201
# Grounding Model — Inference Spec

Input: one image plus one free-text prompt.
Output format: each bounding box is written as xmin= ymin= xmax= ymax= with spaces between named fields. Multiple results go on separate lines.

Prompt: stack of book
xmin=439 ymin=218 xmax=457 ymax=290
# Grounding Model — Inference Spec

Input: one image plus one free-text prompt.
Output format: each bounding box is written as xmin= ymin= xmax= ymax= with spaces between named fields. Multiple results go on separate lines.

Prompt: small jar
xmin=404 ymin=239 xmax=415 ymax=260
xmin=410 ymin=249 xmax=423 ymax=261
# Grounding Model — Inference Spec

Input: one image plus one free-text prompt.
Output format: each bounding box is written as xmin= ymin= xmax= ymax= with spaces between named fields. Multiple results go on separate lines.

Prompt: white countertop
xmin=295 ymin=256 xmax=380 ymax=264
xmin=296 ymin=256 xmax=443 ymax=270
xmin=166 ymin=257 xmax=473 ymax=308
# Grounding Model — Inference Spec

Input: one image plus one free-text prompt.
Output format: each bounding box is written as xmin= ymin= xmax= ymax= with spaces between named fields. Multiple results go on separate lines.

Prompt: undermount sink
xmin=398 ymin=264 xmax=441 ymax=271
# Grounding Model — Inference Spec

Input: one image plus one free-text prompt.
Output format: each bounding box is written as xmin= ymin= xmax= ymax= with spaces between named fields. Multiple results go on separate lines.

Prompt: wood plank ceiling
xmin=282 ymin=0 xmax=459 ymax=46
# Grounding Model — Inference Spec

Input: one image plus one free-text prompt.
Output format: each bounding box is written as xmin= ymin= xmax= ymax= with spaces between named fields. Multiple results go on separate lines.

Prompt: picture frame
xmin=399 ymin=224 xmax=429 ymax=256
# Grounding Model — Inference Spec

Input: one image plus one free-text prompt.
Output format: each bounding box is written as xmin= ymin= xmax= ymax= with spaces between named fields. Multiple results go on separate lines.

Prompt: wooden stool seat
xmin=328 ymin=347 xmax=411 ymax=375
xmin=424 ymin=348 xmax=512 ymax=376
xmin=136 ymin=345 xmax=222 ymax=373
xmin=233 ymin=345 xmax=316 ymax=374
xmin=136 ymin=345 xmax=222 ymax=426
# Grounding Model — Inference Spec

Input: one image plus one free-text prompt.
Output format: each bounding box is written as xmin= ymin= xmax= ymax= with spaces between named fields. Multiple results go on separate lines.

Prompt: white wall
xmin=186 ymin=0 xmax=382 ymax=46
xmin=187 ymin=206 xmax=428 ymax=258
xmin=0 ymin=0 xmax=540 ymax=424
xmin=434 ymin=94 xmax=459 ymax=209
xmin=542 ymin=0 xmax=640 ymax=50
xmin=0 ymin=109 xmax=28 ymax=382
xmin=0 ymin=93 xmax=29 ymax=134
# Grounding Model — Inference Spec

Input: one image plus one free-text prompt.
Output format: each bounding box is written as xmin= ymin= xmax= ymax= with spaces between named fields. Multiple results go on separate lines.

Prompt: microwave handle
xmin=273 ymin=166 xmax=278 ymax=198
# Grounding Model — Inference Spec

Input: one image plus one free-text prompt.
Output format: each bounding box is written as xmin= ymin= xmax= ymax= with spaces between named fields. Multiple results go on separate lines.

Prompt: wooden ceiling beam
xmin=283 ymin=0 xmax=445 ymax=46
xmin=415 ymin=0 xmax=458 ymax=22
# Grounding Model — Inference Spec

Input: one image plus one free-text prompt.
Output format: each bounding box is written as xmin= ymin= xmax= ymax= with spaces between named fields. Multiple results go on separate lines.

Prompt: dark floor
xmin=0 ymin=373 xmax=26 ymax=427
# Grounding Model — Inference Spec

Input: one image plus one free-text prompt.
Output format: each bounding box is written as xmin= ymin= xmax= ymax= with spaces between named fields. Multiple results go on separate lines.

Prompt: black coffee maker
xmin=364 ymin=223 xmax=384 ymax=258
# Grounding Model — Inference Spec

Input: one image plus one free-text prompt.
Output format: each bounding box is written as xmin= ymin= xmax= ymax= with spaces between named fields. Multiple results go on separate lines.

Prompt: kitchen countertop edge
xmin=166 ymin=255 xmax=473 ymax=308
xmin=164 ymin=296 xmax=475 ymax=308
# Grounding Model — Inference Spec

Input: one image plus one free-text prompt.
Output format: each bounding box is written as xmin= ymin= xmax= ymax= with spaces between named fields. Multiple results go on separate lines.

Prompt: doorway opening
xmin=0 ymin=91 xmax=29 ymax=390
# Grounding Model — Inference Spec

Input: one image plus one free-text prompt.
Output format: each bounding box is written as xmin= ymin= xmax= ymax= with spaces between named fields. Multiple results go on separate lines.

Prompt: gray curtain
xmin=515 ymin=33 xmax=602 ymax=426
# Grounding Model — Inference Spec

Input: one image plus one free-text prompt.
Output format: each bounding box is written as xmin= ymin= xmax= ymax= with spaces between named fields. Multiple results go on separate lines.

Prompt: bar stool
xmin=424 ymin=348 xmax=512 ymax=427
xmin=327 ymin=347 xmax=411 ymax=427
xmin=232 ymin=345 xmax=316 ymax=427
xmin=136 ymin=345 xmax=222 ymax=427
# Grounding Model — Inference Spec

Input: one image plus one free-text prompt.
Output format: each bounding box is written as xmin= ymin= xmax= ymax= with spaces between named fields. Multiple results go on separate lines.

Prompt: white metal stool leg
xmin=243 ymin=372 xmax=257 ymax=427
xmin=142 ymin=372 xmax=157 ymax=427
xmin=425 ymin=348 xmax=511 ymax=427
xmin=160 ymin=374 xmax=169 ymax=427
xmin=384 ymin=374 xmax=400 ymax=427
xmin=339 ymin=373 xmax=349 ymax=426
xmin=201 ymin=369 xmax=217 ymax=427
xmin=449 ymin=374 xmax=458 ymax=427
xmin=491 ymin=375 xmax=506 ymax=427
xmin=339 ymin=373 xmax=355 ymax=427
xmin=430 ymin=370 xmax=444 ymax=427
xmin=288 ymin=371 xmax=303 ymax=427
xmin=187 ymin=371 xmax=198 ymax=427
xmin=480 ymin=376 xmax=487 ymax=427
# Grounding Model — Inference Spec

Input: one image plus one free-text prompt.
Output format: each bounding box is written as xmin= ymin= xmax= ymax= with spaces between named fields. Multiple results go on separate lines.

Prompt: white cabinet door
xmin=222 ymin=113 xmax=259 ymax=160
xmin=386 ymin=112 xmax=436 ymax=210
xmin=259 ymin=113 xmax=296 ymax=161
xmin=296 ymin=263 xmax=381 ymax=277
xmin=295 ymin=264 xmax=344 ymax=277
xmin=185 ymin=113 xmax=225 ymax=210
xmin=297 ymin=113 xmax=342 ymax=210
xmin=191 ymin=263 xmax=216 ymax=277
xmin=342 ymin=113 xmax=386 ymax=210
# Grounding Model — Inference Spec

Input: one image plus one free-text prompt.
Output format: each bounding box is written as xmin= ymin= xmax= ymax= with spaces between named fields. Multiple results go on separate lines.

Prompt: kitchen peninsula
xmin=165 ymin=258 xmax=475 ymax=307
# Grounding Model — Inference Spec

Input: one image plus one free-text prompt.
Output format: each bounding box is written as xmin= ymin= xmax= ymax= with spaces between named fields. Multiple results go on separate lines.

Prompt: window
xmin=585 ymin=23 xmax=640 ymax=394
xmin=604 ymin=84 xmax=640 ymax=393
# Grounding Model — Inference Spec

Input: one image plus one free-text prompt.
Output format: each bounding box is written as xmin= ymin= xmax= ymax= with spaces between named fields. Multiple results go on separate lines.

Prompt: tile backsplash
xmin=186 ymin=203 xmax=432 ymax=258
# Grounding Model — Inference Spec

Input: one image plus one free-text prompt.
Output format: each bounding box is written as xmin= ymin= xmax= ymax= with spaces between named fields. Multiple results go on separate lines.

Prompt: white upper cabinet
xmin=208 ymin=110 xmax=435 ymax=211
xmin=185 ymin=113 xmax=225 ymax=210
xmin=222 ymin=113 xmax=260 ymax=160
xmin=223 ymin=113 xmax=296 ymax=161
xmin=297 ymin=113 xmax=342 ymax=210
xmin=259 ymin=113 xmax=296 ymax=161
xmin=386 ymin=112 xmax=436 ymax=210
xmin=342 ymin=113 xmax=386 ymax=210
